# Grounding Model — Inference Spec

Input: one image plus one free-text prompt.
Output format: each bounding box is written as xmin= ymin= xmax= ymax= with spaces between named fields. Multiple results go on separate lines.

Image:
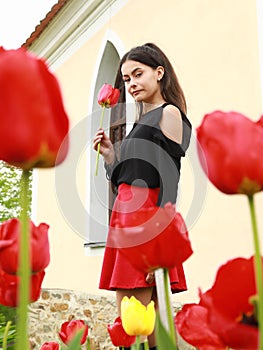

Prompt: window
xmin=85 ymin=41 xmax=124 ymax=249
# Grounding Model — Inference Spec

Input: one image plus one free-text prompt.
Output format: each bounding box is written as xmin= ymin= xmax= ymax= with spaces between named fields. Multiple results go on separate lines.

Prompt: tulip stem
xmin=16 ymin=169 xmax=31 ymax=350
xmin=248 ymin=194 xmax=263 ymax=349
xmin=95 ymin=107 xmax=106 ymax=176
xmin=86 ymin=337 xmax=91 ymax=350
xmin=143 ymin=340 xmax=149 ymax=350
xmin=163 ymin=268 xmax=177 ymax=346
xmin=135 ymin=336 xmax=140 ymax=350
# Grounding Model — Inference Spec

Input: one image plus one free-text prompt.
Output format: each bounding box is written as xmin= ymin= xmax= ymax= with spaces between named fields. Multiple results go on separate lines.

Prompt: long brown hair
xmin=114 ymin=43 xmax=187 ymax=117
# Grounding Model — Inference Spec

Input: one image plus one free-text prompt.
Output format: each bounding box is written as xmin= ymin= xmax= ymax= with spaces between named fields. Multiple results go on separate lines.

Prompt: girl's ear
xmin=156 ymin=66 xmax=165 ymax=81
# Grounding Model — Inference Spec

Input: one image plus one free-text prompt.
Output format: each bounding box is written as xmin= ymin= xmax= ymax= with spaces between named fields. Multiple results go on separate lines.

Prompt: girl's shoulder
xmin=161 ymin=103 xmax=188 ymax=122
xmin=161 ymin=103 xmax=192 ymax=134
xmin=160 ymin=104 xmax=183 ymax=144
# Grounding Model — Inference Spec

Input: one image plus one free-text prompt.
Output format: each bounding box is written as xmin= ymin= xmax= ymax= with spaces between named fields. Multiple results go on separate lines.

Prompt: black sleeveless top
xmin=105 ymin=103 xmax=192 ymax=206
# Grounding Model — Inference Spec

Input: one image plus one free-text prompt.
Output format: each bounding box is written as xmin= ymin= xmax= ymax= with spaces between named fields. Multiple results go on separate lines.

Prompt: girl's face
xmin=121 ymin=60 xmax=164 ymax=104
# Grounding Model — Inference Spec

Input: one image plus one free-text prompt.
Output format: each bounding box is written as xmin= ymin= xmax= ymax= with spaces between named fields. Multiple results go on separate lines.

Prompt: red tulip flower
xmin=95 ymin=83 xmax=120 ymax=175
xmin=0 ymin=218 xmax=50 ymax=274
xmin=175 ymin=257 xmax=260 ymax=349
xmin=40 ymin=342 xmax=60 ymax=350
xmin=58 ymin=319 xmax=88 ymax=345
xmin=108 ymin=202 xmax=193 ymax=272
xmin=196 ymin=111 xmax=263 ymax=195
xmin=0 ymin=47 xmax=69 ymax=170
xmin=0 ymin=269 xmax=45 ymax=307
xmin=98 ymin=83 xmax=120 ymax=108
xmin=107 ymin=316 xmax=136 ymax=347
xmin=175 ymin=303 xmax=227 ymax=350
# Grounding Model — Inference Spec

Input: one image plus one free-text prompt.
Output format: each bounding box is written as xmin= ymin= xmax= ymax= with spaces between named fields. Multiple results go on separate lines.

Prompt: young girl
xmin=93 ymin=43 xmax=191 ymax=349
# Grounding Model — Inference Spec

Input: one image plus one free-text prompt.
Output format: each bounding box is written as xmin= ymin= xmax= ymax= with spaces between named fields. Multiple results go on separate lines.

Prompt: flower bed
xmin=28 ymin=289 xmax=193 ymax=350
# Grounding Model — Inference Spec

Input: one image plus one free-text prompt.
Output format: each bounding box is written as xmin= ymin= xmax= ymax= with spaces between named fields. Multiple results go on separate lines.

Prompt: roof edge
xmin=22 ymin=0 xmax=70 ymax=49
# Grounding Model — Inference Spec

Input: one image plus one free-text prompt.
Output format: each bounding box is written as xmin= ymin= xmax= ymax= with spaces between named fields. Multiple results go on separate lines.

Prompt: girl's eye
xmin=122 ymin=71 xmax=142 ymax=83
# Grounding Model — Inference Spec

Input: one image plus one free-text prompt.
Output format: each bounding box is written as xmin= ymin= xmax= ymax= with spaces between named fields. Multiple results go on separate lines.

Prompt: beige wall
xmin=33 ymin=0 xmax=262 ymax=303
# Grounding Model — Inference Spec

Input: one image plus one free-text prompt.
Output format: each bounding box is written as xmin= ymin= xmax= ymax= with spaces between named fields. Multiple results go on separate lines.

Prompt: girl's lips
xmin=132 ymin=90 xmax=142 ymax=97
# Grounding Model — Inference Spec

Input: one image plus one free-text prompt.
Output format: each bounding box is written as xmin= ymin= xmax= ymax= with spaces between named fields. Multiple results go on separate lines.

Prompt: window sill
xmin=84 ymin=242 xmax=106 ymax=256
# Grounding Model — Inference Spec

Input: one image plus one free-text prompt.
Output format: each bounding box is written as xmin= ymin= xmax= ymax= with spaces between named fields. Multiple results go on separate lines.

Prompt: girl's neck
xmin=142 ymin=100 xmax=166 ymax=115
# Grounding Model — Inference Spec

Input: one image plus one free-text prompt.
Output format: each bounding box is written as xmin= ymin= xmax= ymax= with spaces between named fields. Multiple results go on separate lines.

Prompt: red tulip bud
xmin=197 ymin=111 xmax=263 ymax=195
xmin=97 ymin=83 xmax=120 ymax=108
xmin=0 ymin=47 xmax=69 ymax=169
xmin=0 ymin=218 xmax=50 ymax=274
xmin=59 ymin=319 xmax=88 ymax=345
xmin=0 ymin=269 xmax=45 ymax=307
xmin=40 ymin=342 xmax=60 ymax=350
xmin=107 ymin=316 xmax=136 ymax=347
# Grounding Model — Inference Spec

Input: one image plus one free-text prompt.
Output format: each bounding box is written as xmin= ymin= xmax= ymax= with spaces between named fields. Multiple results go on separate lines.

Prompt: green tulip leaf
xmin=156 ymin=315 xmax=177 ymax=350
xmin=62 ymin=329 xmax=84 ymax=350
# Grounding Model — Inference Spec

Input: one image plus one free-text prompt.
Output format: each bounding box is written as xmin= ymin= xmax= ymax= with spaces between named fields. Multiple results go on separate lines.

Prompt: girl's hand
xmin=146 ymin=272 xmax=155 ymax=284
xmin=93 ymin=128 xmax=115 ymax=164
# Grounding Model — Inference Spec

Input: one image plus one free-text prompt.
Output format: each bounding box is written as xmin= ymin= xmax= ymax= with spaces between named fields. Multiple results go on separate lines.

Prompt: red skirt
xmin=99 ymin=183 xmax=187 ymax=293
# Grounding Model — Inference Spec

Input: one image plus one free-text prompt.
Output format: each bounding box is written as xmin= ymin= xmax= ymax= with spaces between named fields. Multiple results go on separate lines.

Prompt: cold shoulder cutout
xmin=160 ymin=104 xmax=183 ymax=144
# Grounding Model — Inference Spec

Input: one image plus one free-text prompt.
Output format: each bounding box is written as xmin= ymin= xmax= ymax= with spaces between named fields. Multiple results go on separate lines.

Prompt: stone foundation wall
xmin=28 ymin=288 xmax=194 ymax=349
xmin=29 ymin=289 xmax=116 ymax=349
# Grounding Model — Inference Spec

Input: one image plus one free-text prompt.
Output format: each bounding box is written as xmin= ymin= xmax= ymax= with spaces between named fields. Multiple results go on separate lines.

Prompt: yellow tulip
xmin=121 ymin=296 xmax=156 ymax=336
